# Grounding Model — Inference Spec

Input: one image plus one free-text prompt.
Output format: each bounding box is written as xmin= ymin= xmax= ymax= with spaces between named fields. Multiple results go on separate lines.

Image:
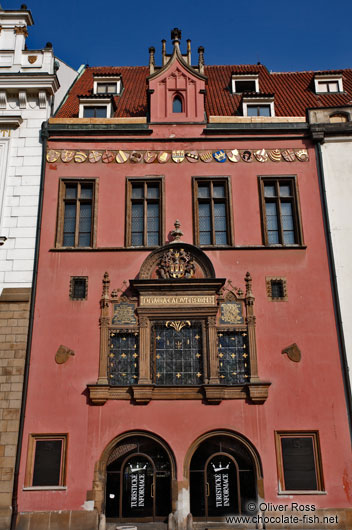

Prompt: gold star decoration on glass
xmin=176 ymin=373 xmax=181 ymax=379
xmin=133 ymin=352 xmax=138 ymax=358
xmin=156 ymin=373 xmax=161 ymax=378
xmin=219 ymin=353 xmax=224 ymax=358
xmin=195 ymin=334 xmax=200 ymax=340
xmin=156 ymin=335 xmax=161 ymax=340
xmin=196 ymin=353 xmax=201 ymax=358
xmin=196 ymin=372 xmax=202 ymax=378
xmin=231 ymin=353 xmax=236 ymax=359
xmin=121 ymin=353 xmax=127 ymax=358
xmin=243 ymin=353 xmax=248 ymax=358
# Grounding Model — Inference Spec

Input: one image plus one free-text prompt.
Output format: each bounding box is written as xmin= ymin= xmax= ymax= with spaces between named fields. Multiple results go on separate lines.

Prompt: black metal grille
xmin=152 ymin=321 xmax=203 ymax=385
xmin=218 ymin=330 xmax=250 ymax=384
xmin=108 ymin=331 xmax=139 ymax=385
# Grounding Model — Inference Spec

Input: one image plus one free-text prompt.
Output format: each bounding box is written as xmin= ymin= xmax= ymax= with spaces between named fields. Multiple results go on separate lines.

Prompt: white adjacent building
xmin=0 ymin=6 xmax=77 ymax=529
xmin=309 ymin=105 xmax=352 ymax=404
xmin=0 ymin=5 xmax=77 ymax=290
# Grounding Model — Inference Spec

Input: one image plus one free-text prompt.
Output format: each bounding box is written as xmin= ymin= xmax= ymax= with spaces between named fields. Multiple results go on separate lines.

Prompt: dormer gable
xmin=148 ymin=28 xmax=206 ymax=123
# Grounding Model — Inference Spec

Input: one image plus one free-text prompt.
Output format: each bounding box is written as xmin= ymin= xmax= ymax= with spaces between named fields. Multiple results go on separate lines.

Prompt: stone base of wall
xmin=15 ymin=510 xmax=98 ymax=530
xmin=0 ymin=288 xmax=31 ymax=530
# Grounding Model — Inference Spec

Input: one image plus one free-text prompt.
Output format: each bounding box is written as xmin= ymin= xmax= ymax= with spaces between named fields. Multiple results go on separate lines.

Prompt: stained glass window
xmin=218 ymin=330 xmax=250 ymax=384
xmin=109 ymin=331 xmax=139 ymax=385
xmin=152 ymin=321 xmax=203 ymax=385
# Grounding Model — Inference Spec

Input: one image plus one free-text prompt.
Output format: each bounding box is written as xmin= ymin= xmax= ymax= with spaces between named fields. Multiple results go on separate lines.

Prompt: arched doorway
xmin=105 ymin=433 xmax=174 ymax=522
xmin=188 ymin=432 xmax=261 ymax=520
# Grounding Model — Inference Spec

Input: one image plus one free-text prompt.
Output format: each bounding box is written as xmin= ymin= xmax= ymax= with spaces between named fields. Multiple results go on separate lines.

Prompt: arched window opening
xmin=173 ymin=95 xmax=183 ymax=113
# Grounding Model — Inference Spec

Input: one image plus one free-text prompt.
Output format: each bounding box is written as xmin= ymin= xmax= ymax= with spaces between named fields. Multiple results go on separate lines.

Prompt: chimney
xmin=149 ymin=46 xmax=155 ymax=74
xmin=198 ymin=46 xmax=204 ymax=74
xmin=187 ymin=39 xmax=191 ymax=64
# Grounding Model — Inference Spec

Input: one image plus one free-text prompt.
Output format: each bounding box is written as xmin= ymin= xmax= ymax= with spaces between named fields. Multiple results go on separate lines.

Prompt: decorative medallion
xmin=165 ymin=320 xmax=191 ymax=332
xmin=130 ymin=151 xmax=143 ymax=163
xmin=144 ymin=151 xmax=157 ymax=163
xmin=116 ymin=150 xmax=129 ymax=163
xmin=61 ymin=150 xmax=75 ymax=163
xmin=281 ymin=149 xmax=295 ymax=162
xmin=241 ymin=150 xmax=252 ymax=162
xmin=220 ymin=302 xmax=244 ymax=325
xmin=254 ymin=148 xmax=268 ymax=163
xmin=172 ymin=150 xmax=185 ymax=163
xmin=282 ymin=343 xmax=301 ymax=363
xmin=295 ymin=149 xmax=309 ymax=162
xmin=199 ymin=151 xmax=213 ymax=163
xmin=46 ymin=150 xmax=60 ymax=163
xmin=268 ymin=149 xmax=282 ymax=162
xmin=74 ymin=151 xmax=87 ymax=163
xmin=157 ymin=248 xmax=195 ymax=279
xmin=158 ymin=151 xmax=170 ymax=163
xmin=227 ymin=149 xmax=240 ymax=163
xmin=89 ymin=150 xmax=102 ymax=163
xmin=112 ymin=302 xmax=137 ymax=325
xmin=213 ymin=150 xmax=227 ymax=163
xmin=28 ymin=55 xmax=38 ymax=64
xmin=185 ymin=151 xmax=199 ymax=163
xmin=102 ymin=150 xmax=114 ymax=163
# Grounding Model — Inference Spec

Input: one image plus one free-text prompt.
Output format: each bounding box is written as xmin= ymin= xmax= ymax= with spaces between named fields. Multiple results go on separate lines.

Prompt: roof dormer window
xmin=242 ymin=95 xmax=275 ymax=117
xmin=78 ymin=97 xmax=113 ymax=118
xmin=93 ymin=75 xmax=122 ymax=95
xmin=314 ymin=74 xmax=343 ymax=94
xmin=232 ymin=74 xmax=259 ymax=94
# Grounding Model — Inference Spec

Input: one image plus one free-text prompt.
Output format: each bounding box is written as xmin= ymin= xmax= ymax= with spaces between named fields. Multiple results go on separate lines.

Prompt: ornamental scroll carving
xmin=157 ymin=247 xmax=195 ymax=279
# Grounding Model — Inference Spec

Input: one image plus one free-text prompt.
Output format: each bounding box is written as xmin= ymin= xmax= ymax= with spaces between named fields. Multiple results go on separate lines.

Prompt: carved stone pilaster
xmin=0 ymin=91 xmax=7 ymax=109
xmin=138 ymin=317 xmax=151 ymax=384
xmin=244 ymin=272 xmax=259 ymax=381
xmin=98 ymin=273 xmax=111 ymax=385
xmin=38 ymin=90 xmax=46 ymax=109
xmin=207 ymin=316 xmax=219 ymax=384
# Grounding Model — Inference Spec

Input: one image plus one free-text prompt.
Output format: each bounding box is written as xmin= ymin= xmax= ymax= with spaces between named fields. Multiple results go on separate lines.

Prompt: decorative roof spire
xmin=171 ymin=219 xmax=183 ymax=241
xmin=171 ymin=27 xmax=182 ymax=44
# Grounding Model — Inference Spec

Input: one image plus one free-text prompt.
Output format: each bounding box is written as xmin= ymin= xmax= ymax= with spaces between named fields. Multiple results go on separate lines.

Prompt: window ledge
xmin=87 ymin=381 xmax=271 ymax=405
xmin=50 ymin=245 xmax=307 ymax=253
xmin=277 ymin=490 xmax=327 ymax=495
xmin=23 ymin=486 xmax=67 ymax=491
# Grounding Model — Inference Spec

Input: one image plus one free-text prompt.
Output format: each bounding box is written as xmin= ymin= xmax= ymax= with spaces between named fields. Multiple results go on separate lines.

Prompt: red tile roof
xmin=56 ymin=64 xmax=352 ymax=119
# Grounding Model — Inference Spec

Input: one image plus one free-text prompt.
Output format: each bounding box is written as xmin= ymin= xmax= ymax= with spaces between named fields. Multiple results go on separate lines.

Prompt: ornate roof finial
xmin=171 ymin=28 xmax=182 ymax=44
xmin=171 ymin=219 xmax=183 ymax=241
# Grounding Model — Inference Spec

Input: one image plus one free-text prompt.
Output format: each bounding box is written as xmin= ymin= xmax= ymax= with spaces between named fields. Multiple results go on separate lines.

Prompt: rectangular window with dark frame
xmin=127 ymin=179 xmax=162 ymax=247
xmin=275 ymin=432 xmax=324 ymax=492
xmin=259 ymin=177 xmax=302 ymax=246
xmin=57 ymin=180 xmax=96 ymax=248
xmin=83 ymin=106 xmax=107 ymax=118
xmin=70 ymin=276 xmax=88 ymax=300
xmin=193 ymin=178 xmax=232 ymax=246
xmin=25 ymin=434 xmax=67 ymax=488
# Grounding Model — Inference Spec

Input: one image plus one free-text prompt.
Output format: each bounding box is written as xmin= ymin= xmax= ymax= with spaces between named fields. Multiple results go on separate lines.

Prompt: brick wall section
xmin=0 ymin=288 xmax=31 ymax=530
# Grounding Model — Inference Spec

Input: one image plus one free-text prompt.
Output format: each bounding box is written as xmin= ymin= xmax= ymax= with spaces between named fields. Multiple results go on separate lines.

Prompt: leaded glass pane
xmin=279 ymin=184 xmax=291 ymax=197
xmin=131 ymin=204 xmax=144 ymax=245
xmin=109 ymin=331 xmax=139 ymax=385
xmin=147 ymin=184 xmax=159 ymax=199
xmin=65 ymin=185 xmax=77 ymax=199
xmin=264 ymin=185 xmax=276 ymax=197
xmin=213 ymin=184 xmax=225 ymax=198
xmin=63 ymin=203 xmax=76 ymax=246
xmin=198 ymin=184 xmax=210 ymax=198
xmin=80 ymin=185 xmax=93 ymax=199
xmin=218 ymin=330 xmax=249 ymax=384
xmin=152 ymin=322 xmax=203 ymax=385
xmin=131 ymin=233 xmax=143 ymax=246
xmin=78 ymin=203 xmax=92 ymax=246
xmin=132 ymin=185 xmax=144 ymax=199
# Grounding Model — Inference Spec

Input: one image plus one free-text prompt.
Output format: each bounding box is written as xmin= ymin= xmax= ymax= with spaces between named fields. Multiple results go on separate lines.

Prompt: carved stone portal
xmin=157 ymin=247 xmax=195 ymax=279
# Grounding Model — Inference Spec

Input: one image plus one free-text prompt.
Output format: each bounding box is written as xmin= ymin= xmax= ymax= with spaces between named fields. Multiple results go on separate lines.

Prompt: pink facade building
xmin=13 ymin=30 xmax=352 ymax=530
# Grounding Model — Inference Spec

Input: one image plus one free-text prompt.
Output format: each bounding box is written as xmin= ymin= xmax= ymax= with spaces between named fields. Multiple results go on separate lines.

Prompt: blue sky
xmin=3 ymin=0 xmax=351 ymax=72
